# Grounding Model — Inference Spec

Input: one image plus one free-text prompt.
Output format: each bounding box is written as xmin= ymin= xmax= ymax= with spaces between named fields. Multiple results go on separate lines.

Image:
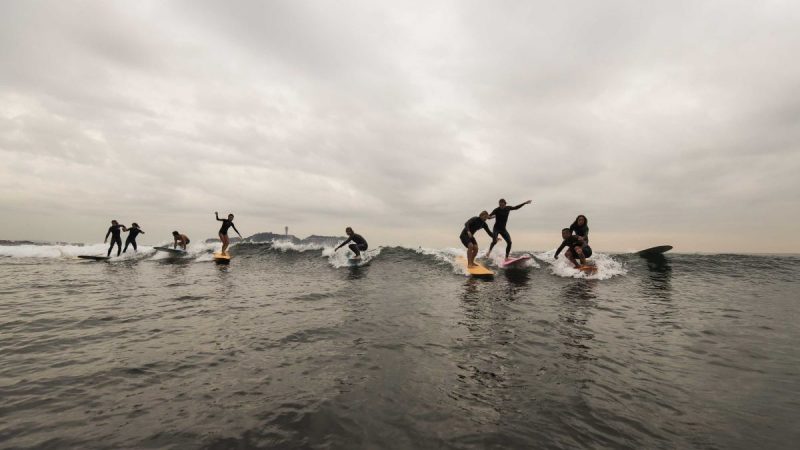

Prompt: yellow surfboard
xmin=455 ymin=256 xmax=494 ymax=277
xmin=213 ymin=252 xmax=231 ymax=263
xmin=576 ymin=264 xmax=597 ymax=274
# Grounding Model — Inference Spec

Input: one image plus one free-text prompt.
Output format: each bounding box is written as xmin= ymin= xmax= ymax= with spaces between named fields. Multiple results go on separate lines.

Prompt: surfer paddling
xmin=172 ymin=231 xmax=190 ymax=250
xmin=460 ymin=211 xmax=492 ymax=268
xmin=215 ymin=212 xmax=242 ymax=255
xmin=487 ymin=199 xmax=532 ymax=260
xmin=122 ymin=222 xmax=144 ymax=253
xmin=104 ymin=220 xmax=126 ymax=257
xmin=335 ymin=227 xmax=368 ymax=259
xmin=554 ymin=227 xmax=592 ymax=268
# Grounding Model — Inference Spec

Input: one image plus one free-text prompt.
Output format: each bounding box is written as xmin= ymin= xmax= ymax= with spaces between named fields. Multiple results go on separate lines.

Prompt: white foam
xmin=270 ymin=240 xmax=326 ymax=253
xmin=325 ymin=246 xmax=382 ymax=268
xmin=535 ymin=249 xmax=626 ymax=280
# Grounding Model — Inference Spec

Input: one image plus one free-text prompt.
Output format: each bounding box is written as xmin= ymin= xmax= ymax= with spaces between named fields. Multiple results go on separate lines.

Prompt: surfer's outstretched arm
xmin=231 ymin=223 xmax=242 ymax=238
xmin=104 ymin=228 xmax=111 ymax=243
xmin=215 ymin=211 xmax=224 ymax=221
xmin=554 ymin=241 xmax=567 ymax=258
xmin=335 ymin=237 xmax=352 ymax=251
xmin=482 ymin=223 xmax=492 ymax=236
xmin=510 ymin=200 xmax=532 ymax=210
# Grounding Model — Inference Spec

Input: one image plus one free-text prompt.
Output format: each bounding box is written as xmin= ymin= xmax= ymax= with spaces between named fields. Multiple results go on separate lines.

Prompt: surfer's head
xmin=228 ymin=214 xmax=234 ymax=220
xmin=131 ymin=223 xmax=139 ymax=228
xmin=498 ymin=198 xmax=507 ymax=207
xmin=479 ymin=211 xmax=489 ymax=220
xmin=172 ymin=231 xmax=179 ymax=236
xmin=574 ymin=215 xmax=587 ymax=227
xmin=562 ymin=228 xmax=571 ymax=239
xmin=111 ymin=220 xmax=118 ymax=225
xmin=345 ymin=227 xmax=354 ymax=236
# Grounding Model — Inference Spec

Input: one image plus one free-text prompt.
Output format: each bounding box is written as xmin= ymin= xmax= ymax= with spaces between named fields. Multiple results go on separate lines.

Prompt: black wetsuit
xmin=569 ymin=223 xmax=591 ymax=256
xmin=460 ymin=217 xmax=492 ymax=248
xmin=340 ymin=234 xmax=368 ymax=257
xmin=555 ymin=235 xmax=592 ymax=259
xmin=123 ymin=227 xmax=144 ymax=253
xmin=488 ymin=203 xmax=525 ymax=257
xmin=218 ymin=219 xmax=238 ymax=236
xmin=106 ymin=224 xmax=124 ymax=257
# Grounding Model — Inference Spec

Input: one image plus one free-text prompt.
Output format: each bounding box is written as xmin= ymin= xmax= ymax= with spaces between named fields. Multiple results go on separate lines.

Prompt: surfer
xmin=104 ymin=220 xmax=126 ymax=257
xmin=172 ymin=231 xmax=190 ymax=250
xmin=570 ymin=214 xmax=590 ymax=244
xmin=461 ymin=211 xmax=492 ymax=268
xmin=487 ymin=198 xmax=532 ymax=260
xmin=335 ymin=227 xmax=368 ymax=258
xmin=215 ymin=212 xmax=242 ymax=255
xmin=554 ymin=228 xmax=591 ymax=268
xmin=122 ymin=223 xmax=144 ymax=253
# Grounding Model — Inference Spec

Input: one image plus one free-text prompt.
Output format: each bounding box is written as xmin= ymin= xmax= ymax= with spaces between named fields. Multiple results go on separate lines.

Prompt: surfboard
xmin=455 ymin=256 xmax=494 ymax=277
xmin=576 ymin=264 xmax=597 ymax=274
xmin=213 ymin=252 xmax=231 ymax=263
xmin=636 ymin=245 xmax=673 ymax=256
xmin=154 ymin=246 xmax=187 ymax=255
xmin=78 ymin=255 xmax=110 ymax=261
xmin=501 ymin=255 xmax=531 ymax=268
xmin=348 ymin=255 xmax=363 ymax=267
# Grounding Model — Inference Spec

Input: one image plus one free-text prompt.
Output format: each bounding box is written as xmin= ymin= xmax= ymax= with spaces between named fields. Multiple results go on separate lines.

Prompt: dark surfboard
xmin=154 ymin=246 xmax=187 ymax=255
xmin=636 ymin=245 xmax=673 ymax=257
xmin=78 ymin=255 xmax=110 ymax=261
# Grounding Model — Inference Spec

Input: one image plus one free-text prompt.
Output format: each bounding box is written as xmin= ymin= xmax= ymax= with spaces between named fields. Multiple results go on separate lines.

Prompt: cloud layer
xmin=1 ymin=0 xmax=799 ymax=252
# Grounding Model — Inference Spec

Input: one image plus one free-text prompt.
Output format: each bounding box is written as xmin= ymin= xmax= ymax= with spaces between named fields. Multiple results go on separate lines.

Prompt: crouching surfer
xmin=554 ymin=228 xmax=593 ymax=268
xmin=335 ymin=227 xmax=368 ymax=259
xmin=172 ymin=231 xmax=190 ymax=251
xmin=460 ymin=211 xmax=492 ymax=268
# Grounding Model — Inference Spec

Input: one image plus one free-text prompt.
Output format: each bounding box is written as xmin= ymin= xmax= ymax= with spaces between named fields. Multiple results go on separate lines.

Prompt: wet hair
xmin=562 ymin=228 xmax=571 ymax=233
xmin=499 ymin=198 xmax=506 ymax=204
xmin=172 ymin=231 xmax=179 ymax=236
xmin=345 ymin=227 xmax=353 ymax=233
xmin=111 ymin=220 xmax=118 ymax=224
xmin=572 ymin=215 xmax=588 ymax=227
xmin=228 ymin=213 xmax=234 ymax=218
xmin=131 ymin=222 xmax=139 ymax=228
xmin=480 ymin=210 xmax=489 ymax=217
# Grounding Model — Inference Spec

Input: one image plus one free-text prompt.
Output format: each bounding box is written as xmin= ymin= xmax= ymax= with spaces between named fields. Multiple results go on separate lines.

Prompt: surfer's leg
xmin=574 ymin=246 xmax=586 ymax=265
xmin=467 ymin=239 xmax=479 ymax=266
xmin=114 ymin=237 xmax=122 ymax=257
xmin=220 ymin=233 xmax=229 ymax=254
xmin=130 ymin=239 xmax=137 ymax=252
xmin=499 ymin=229 xmax=512 ymax=258
xmin=348 ymin=243 xmax=361 ymax=257
xmin=565 ymin=248 xmax=579 ymax=267
xmin=487 ymin=229 xmax=499 ymax=255
xmin=582 ymin=245 xmax=592 ymax=259
xmin=107 ymin=241 xmax=114 ymax=257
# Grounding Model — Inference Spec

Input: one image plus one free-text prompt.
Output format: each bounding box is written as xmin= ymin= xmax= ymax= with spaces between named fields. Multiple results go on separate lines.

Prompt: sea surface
xmin=1 ymin=242 xmax=798 ymax=449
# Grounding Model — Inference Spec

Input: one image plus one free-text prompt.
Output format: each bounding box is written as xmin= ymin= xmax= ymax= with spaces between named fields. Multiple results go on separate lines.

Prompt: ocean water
xmin=1 ymin=242 xmax=798 ymax=449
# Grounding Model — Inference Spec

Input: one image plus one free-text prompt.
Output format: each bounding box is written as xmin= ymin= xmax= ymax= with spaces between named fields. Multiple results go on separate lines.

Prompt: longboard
xmin=154 ymin=246 xmax=187 ymax=255
xmin=213 ymin=252 xmax=231 ymax=264
xmin=636 ymin=245 xmax=673 ymax=257
xmin=455 ymin=256 xmax=494 ymax=277
xmin=501 ymin=255 xmax=531 ymax=268
xmin=78 ymin=255 xmax=110 ymax=261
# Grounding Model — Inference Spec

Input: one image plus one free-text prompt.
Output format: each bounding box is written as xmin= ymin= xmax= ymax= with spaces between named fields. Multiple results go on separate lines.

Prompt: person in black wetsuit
xmin=104 ymin=220 xmax=126 ymax=257
xmin=335 ymin=227 xmax=368 ymax=258
xmin=215 ymin=212 xmax=242 ymax=255
xmin=554 ymin=227 xmax=590 ymax=268
xmin=460 ymin=211 xmax=492 ymax=268
xmin=487 ymin=198 xmax=532 ymax=260
xmin=568 ymin=214 xmax=592 ymax=259
xmin=172 ymin=231 xmax=190 ymax=250
xmin=122 ymin=222 xmax=144 ymax=253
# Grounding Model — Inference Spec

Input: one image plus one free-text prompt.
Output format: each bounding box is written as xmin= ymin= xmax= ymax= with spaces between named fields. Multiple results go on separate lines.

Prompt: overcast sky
xmin=1 ymin=0 xmax=799 ymax=252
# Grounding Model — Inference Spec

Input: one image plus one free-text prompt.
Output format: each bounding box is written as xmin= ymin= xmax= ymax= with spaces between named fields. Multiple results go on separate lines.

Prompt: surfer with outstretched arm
xmin=554 ymin=228 xmax=591 ymax=268
xmin=122 ymin=223 xmax=144 ymax=253
xmin=487 ymin=199 xmax=532 ymax=260
xmin=172 ymin=231 xmax=190 ymax=250
xmin=335 ymin=227 xmax=368 ymax=259
xmin=104 ymin=220 xmax=126 ymax=257
xmin=215 ymin=212 xmax=242 ymax=255
xmin=461 ymin=211 xmax=492 ymax=268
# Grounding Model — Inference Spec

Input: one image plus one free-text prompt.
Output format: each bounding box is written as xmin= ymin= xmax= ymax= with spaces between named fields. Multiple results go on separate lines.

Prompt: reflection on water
xmin=558 ymin=281 xmax=597 ymax=363
xmin=642 ymin=254 xmax=672 ymax=300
